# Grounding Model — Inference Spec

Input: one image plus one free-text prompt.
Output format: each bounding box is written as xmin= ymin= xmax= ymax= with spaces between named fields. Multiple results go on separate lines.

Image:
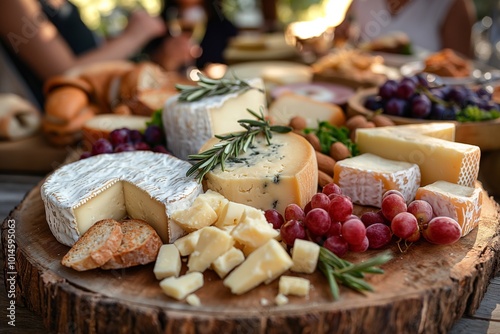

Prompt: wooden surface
xmin=346 ymin=87 xmax=500 ymax=152
xmin=0 ymin=174 xmax=499 ymax=333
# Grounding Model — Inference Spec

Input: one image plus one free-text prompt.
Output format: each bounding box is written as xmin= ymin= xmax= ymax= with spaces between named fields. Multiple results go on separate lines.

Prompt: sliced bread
xmin=61 ymin=219 xmax=123 ymax=271
xmin=101 ymin=219 xmax=163 ymax=270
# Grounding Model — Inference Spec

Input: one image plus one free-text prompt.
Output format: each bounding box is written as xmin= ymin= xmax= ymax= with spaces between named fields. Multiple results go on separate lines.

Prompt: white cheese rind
xmin=334 ymin=153 xmax=421 ymax=207
xmin=162 ymin=78 xmax=266 ymax=160
xmin=41 ymin=151 xmax=203 ymax=246
xmin=201 ymin=132 xmax=318 ymax=215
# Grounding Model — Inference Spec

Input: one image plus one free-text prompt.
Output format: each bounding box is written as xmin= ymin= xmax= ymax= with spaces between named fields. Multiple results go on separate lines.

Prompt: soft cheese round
xmin=200 ymin=132 xmax=318 ymax=215
xmin=41 ymin=151 xmax=203 ymax=246
xmin=162 ymin=78 xmax=266 ymax=160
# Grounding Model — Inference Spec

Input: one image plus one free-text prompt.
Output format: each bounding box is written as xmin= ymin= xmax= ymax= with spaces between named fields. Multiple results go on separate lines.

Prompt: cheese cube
xmin=188 ymin=226 xmax=234 ymax=273
xmin=171 ymin=200 xmax=218 ymax=232
xmin=194 ymin=190 xmax=229 ymax=217
xmin=334 ymin=153 xmax=421 ymax=207
xmin=290 ymin=239 xmax=320 ymax=274
xmin=211 ymin=247 xmax=245 ymax=278
xmin=223 ymin=239 xmax=293 ymax=295
xmin=275 ymin=293 xmax=289 ymax=306
xmin=173 ymin=228 xmax=204 ymax=256
xmin=160 ymin=272 xmax=203 ymax=300
xmin=279 ymin=276 xmax=310 ymax=297
xmin=230 ymin=213 xmax=279 ymax=249
xmin=415 ymin=181 xmax=482 ymax=236
xmin=186 ymin=294 xmax=201 ymax=306
xmin=355 ymin=127 xmax=480 ymax=187
xmin=202 ymin=132 xmax=318 ymax=216
xmin=154 ymin=244 xmax=181 ymax=280
xmin=215 ymin=201 xmax=247 ymax=228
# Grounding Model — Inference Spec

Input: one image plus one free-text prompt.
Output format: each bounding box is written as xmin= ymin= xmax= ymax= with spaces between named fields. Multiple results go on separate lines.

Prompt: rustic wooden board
xmin=2 ymin=182 xmax=500 ymax=334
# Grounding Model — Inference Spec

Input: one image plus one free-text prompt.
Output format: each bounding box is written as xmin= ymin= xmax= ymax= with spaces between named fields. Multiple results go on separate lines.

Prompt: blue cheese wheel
xmin=200 ymin=132 xmax=318 ymax=215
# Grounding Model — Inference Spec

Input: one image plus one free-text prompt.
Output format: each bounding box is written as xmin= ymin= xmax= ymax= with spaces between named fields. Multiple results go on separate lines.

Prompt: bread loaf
xmin=101 ymin=219 xmax=163 ymax=270
xmin=0 ymin=94 xmax=41 ymax=140
xmin=61 ymin=219 xmax=123 ymax=271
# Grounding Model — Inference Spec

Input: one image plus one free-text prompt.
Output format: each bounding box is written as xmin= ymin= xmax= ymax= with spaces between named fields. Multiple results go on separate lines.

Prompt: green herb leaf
xmin=176 ymin=73 xmax=264 ymax=102
xmin=456 ymin=105 xmax=500 ymax=122
xmin=186 ymin=109 xmax=292 ymax=182
xmin=319 ymin=247 xmax=392 ymax=300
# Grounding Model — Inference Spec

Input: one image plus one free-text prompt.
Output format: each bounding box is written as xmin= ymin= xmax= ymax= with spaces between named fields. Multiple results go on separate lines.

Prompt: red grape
xmin=144 ymin=125 xmax=164 ymax=146
xmin=381 ymin=194 xmax=407 ymax=221
xmin=382 ymin=189 xmax=405 ymax=201
xmin=304 ymin=208 xmax=331 ymax=236
xmin=280 ymin=220 xmax=307 ymax=246
xmin=79 ymin=151 xmax=92 ymax=160
xmin=114 ymin=143 xmax=135 ymax=152
xmin=152 ymin=145 xmax=170 ymax=154
xmin=285 ymin=204 xmax=305 ymax=222
xmin=323 ymin=236 xmax=348 ymax=257
xmin=109 ymin=128 xmax=130 ymax=147
xmin=322 ymin=183 xmax=342 ymax=196
xmin=310 ymin=193 xmax=330 ymax=210
xmin=303 ymin=201 xmax=313 ymax=215
xmin=406 ymin=228 xmax=421 ymax=242
xmin=264 ymin=209 xmax=285 ymax=230
xmin=134 ymin=142 xmax=151 ymax=151
xmin=366 ymin=223 xmax=392 ymax=249
xmin=341 ymin=218 xmax=366 ymax=245
xmin=129 ymin=129 xmax=144 ymax=144
xmin=378 ymin=80 xmax=398 ymax=99
xmin=328 ymin=195 xmax=353 ymax=223
xmin=422 ymin=216 xmax=462 ymax=245
xmin=349 ymin=236 xmax=369 ymax=252
xmin=411 ymin=94 xmax=431 ymax=119
xmin=384 ymin=98 xmax=407 ymax=116
xmin=391 ymin=212 xmax=418 ymax=239
xmin=360 ymin=211 xmax=386 ymax=227
xmin=396 ymin=78 xmax=416 ymax=100
xmin=407 ymin=200 xmax=434 ymax=226
xmin=91 ymin=138 xmax=113 ymax=155
xmin=327 ymin=221 xmax=342 ymax=237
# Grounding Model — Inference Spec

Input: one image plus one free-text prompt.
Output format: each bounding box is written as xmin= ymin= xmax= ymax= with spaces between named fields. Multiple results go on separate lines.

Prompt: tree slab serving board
xmin=2 ymin=183 xmax=500 ymax=334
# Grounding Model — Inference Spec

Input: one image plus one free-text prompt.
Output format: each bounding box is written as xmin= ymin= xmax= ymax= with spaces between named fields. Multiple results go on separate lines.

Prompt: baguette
xmin=61 ymin=219 xmax=123 ymax=271
xmin=101 ymin=219 xmax=163 ymax=270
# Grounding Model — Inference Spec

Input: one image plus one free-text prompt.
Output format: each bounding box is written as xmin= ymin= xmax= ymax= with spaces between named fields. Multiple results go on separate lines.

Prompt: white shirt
xmin=353 ymin=0 xmax=456 ymax=51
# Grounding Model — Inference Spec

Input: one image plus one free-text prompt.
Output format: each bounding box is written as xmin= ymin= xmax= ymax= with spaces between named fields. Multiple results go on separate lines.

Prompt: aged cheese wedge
xmin=223 ymin=239 xmax=293 ymax=295
xmin=154 ymin=244 xmax=181 ymax=279
xmin=384 ymin=122 xmax=456 ymax=141
xmin=334 ymin=153 xmax=421 ymax=207
xmin=290 ymin=239 xmax=320 ymax=274
xmin=355 ymin=127 xmax=480 ymax=187
xmin=187 ymin=226 xmax=234 ymax=273
xmin=41 ymin=151 xmax=202 ymax=246
xmin=415 ymin=181 xmax=482 ymax=236
xmin=201 ymin=132 xmax=318 ymax=215
xmin=162 ymin=78 xmax=266 ymax=160
xmin=230 ymin=210 xmax=279 ymax=249
xmin=279 ymin=276 xmax=310 ymax=297
xmin=160 ymin=272 xmax=204 ymax=300
xmin=170 ymin=200 xmax=218 ymax=232
xmin=173 ymin=228 xmax=204 ymax=256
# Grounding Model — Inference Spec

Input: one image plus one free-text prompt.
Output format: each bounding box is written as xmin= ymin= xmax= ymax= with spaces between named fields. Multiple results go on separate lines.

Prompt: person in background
xmin=0 ymin=0 xmax=166 ymax=108
xmin=149 ymin=0 xmax=238 ymax=71
xmin=338 ymin=0 xmax=477 ymax=58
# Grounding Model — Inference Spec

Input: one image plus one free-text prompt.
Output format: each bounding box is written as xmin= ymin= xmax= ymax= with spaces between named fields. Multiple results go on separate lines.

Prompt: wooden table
xmin=1 ymin=173 xmax=499 ymax=333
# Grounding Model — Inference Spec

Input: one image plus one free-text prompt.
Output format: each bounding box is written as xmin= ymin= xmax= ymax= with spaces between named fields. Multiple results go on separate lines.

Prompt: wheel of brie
xmin=41 ymin=151 xmax=203 ymax=246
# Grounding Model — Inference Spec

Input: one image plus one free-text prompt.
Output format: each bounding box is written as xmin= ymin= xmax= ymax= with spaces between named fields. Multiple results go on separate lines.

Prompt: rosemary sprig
xmin=318 ymin=247 xmax=392 ymax=300
xmin=186 ymin=109 xmax=291 ymax=182
xmin=175 ymin=72 xmax=264 ymax=102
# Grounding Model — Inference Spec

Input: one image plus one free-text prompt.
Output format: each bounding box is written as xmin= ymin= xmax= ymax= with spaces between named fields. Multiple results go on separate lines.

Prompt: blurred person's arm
xmin=0 ymin=0 xmax=166 ymax=81
xmin=441 ymin=0 xmax=476 ymax=58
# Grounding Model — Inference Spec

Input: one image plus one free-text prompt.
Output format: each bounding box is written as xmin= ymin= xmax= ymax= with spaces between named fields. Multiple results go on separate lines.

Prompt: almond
xmin=315 ymin=150 xmax=336 ymax=176
xmin=305 ymin=133 xmax=321 ymax=151
xmin=318 ymin=170 xmax=334 ymax=188
xmin=289 ymin=116 xmax=307 ymax=131
xmin=329 ymin=142 xmax=351 ymax=161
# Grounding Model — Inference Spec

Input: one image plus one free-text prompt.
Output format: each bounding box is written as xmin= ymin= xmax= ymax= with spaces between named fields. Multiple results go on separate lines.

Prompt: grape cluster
xmin=264 ymin=184 xmax=463 ymax=258
xmin=381 ymin=190 xmax=462 ymax=246
xmin=364 ymin=75 xmax=500 ymax=121
xmin=80 ymin=124 xmax=169 ymax=159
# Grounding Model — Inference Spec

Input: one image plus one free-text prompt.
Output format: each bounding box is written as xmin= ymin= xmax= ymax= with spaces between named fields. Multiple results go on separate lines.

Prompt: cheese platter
xmin=2 ymin=72 xmax=500 ymax=334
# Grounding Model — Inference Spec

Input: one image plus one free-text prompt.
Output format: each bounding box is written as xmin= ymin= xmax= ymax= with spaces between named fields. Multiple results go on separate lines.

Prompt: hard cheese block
xmin=415 ymin=180 xmax=482 ymax=236
xmin=334 ymin=153 xmax=421 ymax=207
xmin=162 ymin=78 xmax=266 ymax=160
xmin=384 ymin=122 xmax=456 ymax=141
xmin=200 ymin=132 xmax=318 ymax=215
xmin=41 ymin=151 xmax=202 ymax=246
xmin=355 ymin=127 xmax=480 ymax=187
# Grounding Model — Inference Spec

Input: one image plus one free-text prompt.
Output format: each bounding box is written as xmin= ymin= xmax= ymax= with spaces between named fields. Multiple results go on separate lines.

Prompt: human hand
xmin=124 ymin=10 xmax=166 ymax=45
xmin=151 ymin=33 xmax=198 ymax=72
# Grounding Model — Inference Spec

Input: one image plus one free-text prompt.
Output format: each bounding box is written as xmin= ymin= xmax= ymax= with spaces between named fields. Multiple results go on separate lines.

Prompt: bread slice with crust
xmin=101 ymin=219 xmax=163 ymax=270
xmin=61 ymin=219 xmax=123 ymax=271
